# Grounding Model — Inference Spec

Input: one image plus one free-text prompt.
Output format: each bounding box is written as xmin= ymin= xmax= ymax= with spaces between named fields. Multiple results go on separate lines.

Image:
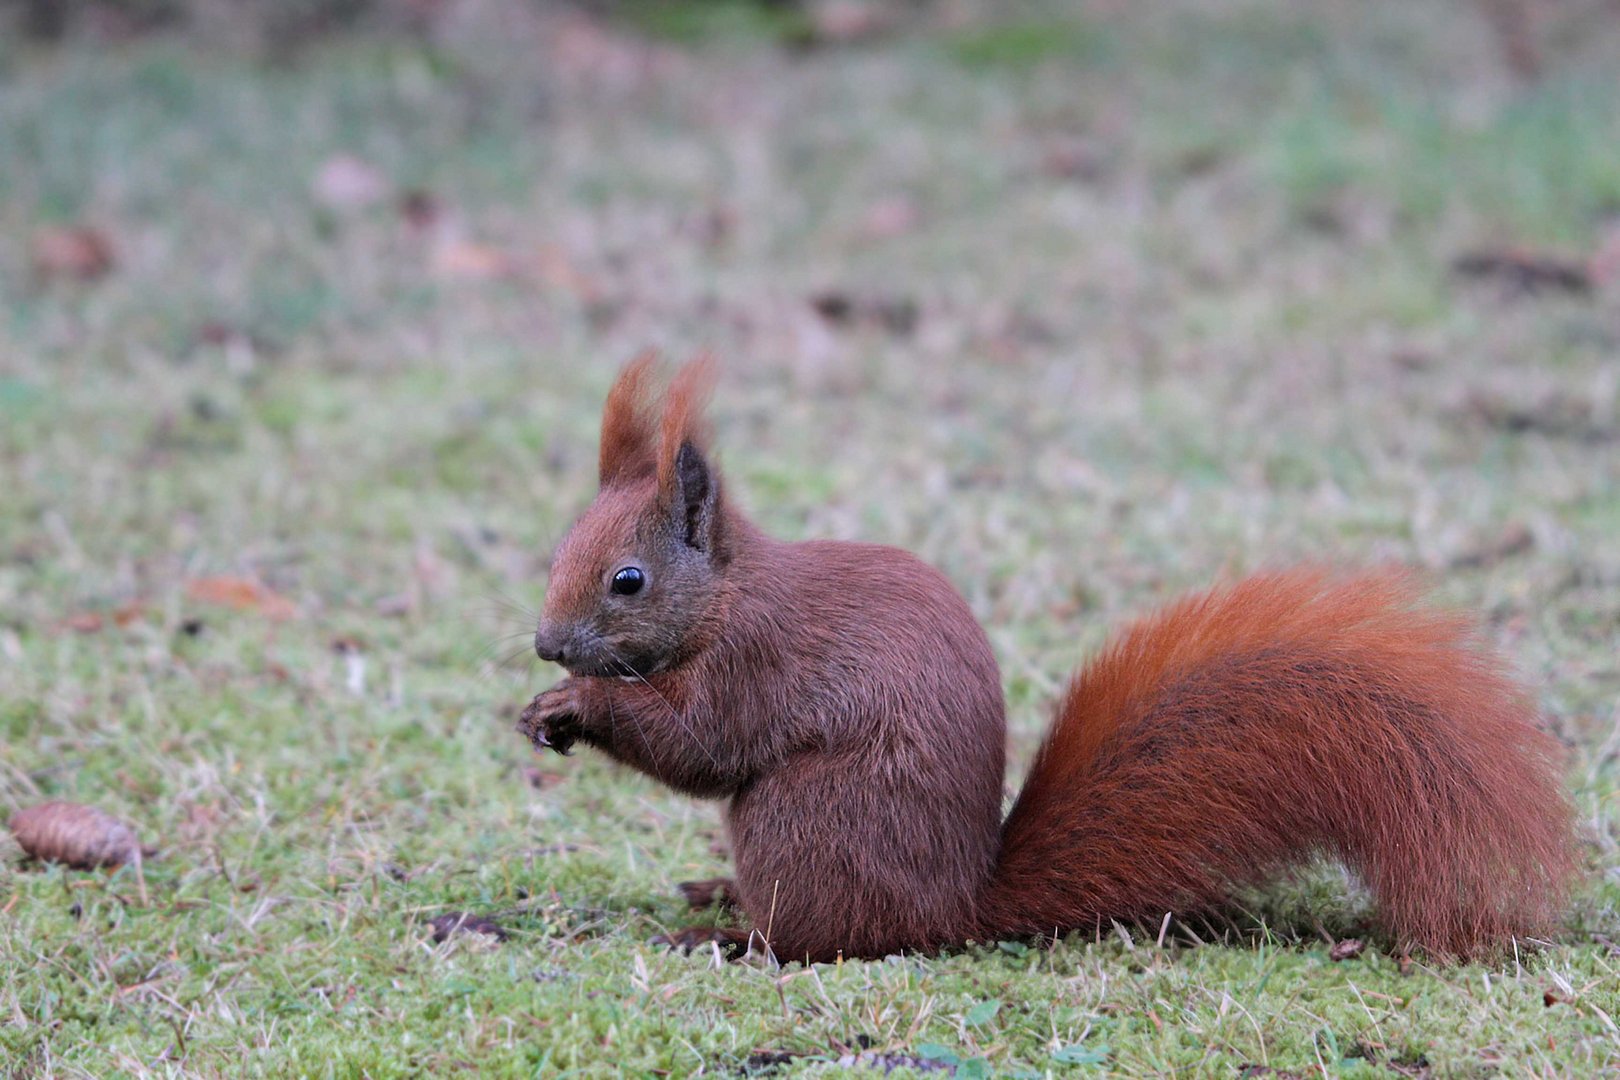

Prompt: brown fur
xmin=598 ymin=349 xmax=659 ymax=487
xmin=982 ymin=570 xmax=1577 ymax=958
xmin=519 ymin=358 xmax=1578 ymax=964
xmin=656 ymin=352 xmax=717 ymax=502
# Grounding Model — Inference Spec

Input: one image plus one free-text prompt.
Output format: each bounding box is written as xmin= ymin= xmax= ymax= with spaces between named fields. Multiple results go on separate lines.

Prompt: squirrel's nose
xmin=534 ymin=626 xmax=569 ymax=666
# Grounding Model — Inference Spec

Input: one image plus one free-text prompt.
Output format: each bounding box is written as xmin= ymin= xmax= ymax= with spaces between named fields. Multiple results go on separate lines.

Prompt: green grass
xmin=3 ymin=1 xmax=1620 ymax=1075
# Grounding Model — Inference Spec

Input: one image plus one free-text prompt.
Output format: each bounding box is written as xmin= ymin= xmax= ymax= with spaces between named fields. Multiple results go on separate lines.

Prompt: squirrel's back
xmin=980 ymin=569 xmax=1576 ymax=957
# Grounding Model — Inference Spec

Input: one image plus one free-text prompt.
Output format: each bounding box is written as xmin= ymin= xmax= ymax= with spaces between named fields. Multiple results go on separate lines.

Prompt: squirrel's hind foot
xmin=652 ymin=925 xmax=760 ymax=962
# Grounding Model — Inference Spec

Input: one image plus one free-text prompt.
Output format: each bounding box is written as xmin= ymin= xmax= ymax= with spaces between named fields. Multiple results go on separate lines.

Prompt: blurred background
xmin=4 ymin=0 xmax=1618 ymax=695
xmin=2 ymin=1 xmax=1619 ymax=1071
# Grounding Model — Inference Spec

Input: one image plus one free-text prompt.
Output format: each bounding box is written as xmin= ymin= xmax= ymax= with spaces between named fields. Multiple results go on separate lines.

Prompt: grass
xmin=2 ymin=0 xmax=1619 ymax=1075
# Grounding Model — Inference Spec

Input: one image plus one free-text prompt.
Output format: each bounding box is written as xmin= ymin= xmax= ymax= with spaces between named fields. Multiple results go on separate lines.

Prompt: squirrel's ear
xmin=598 ymin=350 xmax=660 ymax=488
xmin=658 ymin=355 xmax=722 ymax=551
xmin=670 ymin=440 xmax=720 ymax=551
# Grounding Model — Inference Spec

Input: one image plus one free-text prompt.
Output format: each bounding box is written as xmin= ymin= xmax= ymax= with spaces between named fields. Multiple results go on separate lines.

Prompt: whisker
xmin=477 ymin=641 xmax=543 ymax=684
xmin=461 ymin=588 xmax=540 ymax=622
xmin=604 ymin=685 xmax=659 ymax=774
xmin=606 ymin=657 xmax=663 ymax=771
xmin=468 ymin=631 xmax=538 ymax=669
xmin=609 ymin=653 xmax=718 ymax=770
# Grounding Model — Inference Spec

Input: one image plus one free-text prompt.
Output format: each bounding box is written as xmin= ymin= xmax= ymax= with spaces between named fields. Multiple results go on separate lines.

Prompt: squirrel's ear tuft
xmin=658 ymin=354 xmax=722 ymax=550
xmin=598 ymin=350 xmax=661 ymax=488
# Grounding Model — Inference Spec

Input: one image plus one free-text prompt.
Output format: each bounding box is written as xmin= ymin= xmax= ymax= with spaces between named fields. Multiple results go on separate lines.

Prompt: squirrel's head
xmin=534 ymin=353 xmax=732 ymax=677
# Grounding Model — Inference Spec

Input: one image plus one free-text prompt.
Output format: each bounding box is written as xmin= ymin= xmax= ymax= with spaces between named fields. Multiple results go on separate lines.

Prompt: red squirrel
xmin=517 ymin=354 xmax=1577 ymax=964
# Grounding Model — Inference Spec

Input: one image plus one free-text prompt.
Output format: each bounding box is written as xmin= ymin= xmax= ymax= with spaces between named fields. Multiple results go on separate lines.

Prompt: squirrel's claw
xmin=517 ymin=694 xmax=578 ymax=756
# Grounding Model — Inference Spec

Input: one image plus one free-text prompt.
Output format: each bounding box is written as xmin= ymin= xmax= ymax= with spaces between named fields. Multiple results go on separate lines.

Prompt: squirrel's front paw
xmin=517 ymin=682 xmax=582 ymax=755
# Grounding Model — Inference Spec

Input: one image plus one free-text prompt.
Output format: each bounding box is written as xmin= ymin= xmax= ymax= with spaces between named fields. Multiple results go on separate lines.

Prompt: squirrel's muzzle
xmin=534 ymin=624 xmax=571 ymax=667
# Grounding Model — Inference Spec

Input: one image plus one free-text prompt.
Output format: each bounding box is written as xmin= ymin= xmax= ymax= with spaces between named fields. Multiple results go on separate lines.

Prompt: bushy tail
xmin=979 ymin=570 xmax=1577 ymax=958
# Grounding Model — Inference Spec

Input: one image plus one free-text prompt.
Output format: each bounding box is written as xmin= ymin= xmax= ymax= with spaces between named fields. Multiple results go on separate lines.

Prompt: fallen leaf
xmin=681 ymin=204 xmax=736 ymax=251
xmin=32 ymin=225 xmax=115 ymax=281
xmin=1449 ymin=522 xmax=1535 ymax=570
xmin=185 ymin=577 xmax=299 ymax=620
xmin=1329 ymin=938 xmax=1366 ymax=962
xmin=312 ymin=154 xmax=388 ymax=210
xmin=1544 ymin=989 xmax=1565 ymax=1007
xmin=1452 ymin=249 xmax=1591 ymax=296
xmin=426 ymin=912 xmax=509 ymax=943
xmin=1465 ymin=392 xmax=1612 ymax=442
xmin=1039 ymin=136 xmax=1110 ymax=182
xmin=809 ymin=290 xmax=918 ymax=335
xmin=534 ymin=243 xmax=599 ymax=299
xmin=1590 ymin=222 xmax=1620 ymax=287
xmin=860 ymin=195 xmax=920 ymax=240
xmin=547 ymin=9 xmax=677 ymax=92
xmin=431 ymin=241 xmax=517 ymax=281
xmin=60 ymin=603 xmax=146 ymax=634
xmin=807 ymin=1 xmax=893 ymax=45
xmin=398 ymin=188 xmax=443 ymax=230
xmin=522 ymin=765 xmax=566 ymax=790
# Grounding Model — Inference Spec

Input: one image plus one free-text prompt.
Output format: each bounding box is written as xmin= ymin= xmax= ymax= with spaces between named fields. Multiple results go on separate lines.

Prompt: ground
xmin=2 ymin=1 xmax=1619 ymax=1076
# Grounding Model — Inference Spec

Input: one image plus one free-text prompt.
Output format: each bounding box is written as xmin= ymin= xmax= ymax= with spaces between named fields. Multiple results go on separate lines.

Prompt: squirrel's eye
xmin=610 ymin=566 xmax=645 ymax=596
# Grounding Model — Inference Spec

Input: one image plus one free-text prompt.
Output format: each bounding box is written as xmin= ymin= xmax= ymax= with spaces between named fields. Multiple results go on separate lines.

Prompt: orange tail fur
xmin=980 ymin=570 xmax=1577 ymax=958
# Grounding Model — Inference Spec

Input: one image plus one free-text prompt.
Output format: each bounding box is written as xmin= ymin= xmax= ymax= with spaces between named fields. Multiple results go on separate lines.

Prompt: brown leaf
xmin=1453 ymin=249 xmax=1592 ymax=296
xmin=1039 ymin=137 xmax=1110 ymax=182
xmin=312 ymin=154 xmax=388 ymax=210
xmin=860 ymin=195 xmax=920 ymax=240
xmin=10 ymin=802 xmax=145 ymax=869
xmin=1591 ymin=222 xmax=1620 ymax=288
xmin=398 ymin=189 xmax=443 ymax=231
xmin=431 ymin=241 xmax=517 ymax=281
xmin=534 ymin=243 xmax=600 ymax=299
xmin=1465 ymin=392 xmax=1612 ymax=442
xmin=185 ymin=577 xmax=299 ymax=620
xmin=32 ymin=225 xmax=116 ymax=282
xmin=59 ymin=603 xmax=146 ymax=635
xmin=809 ymin=290 xmax=918 ymax=336
xmin=1329 ymin=938 xmax=1366 ymax=962
xmin=64 ymin=612 xmax=106 ymax=633
xmin=1449 ymin=522 xmax=1535 ymax=570
xmin=807 ymin=1 xmax=893 ymax=45
xmin=426 ymin=912 xmax=508 ymax=943
xmin=522 ymin=765 xmax=566 ymax=790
